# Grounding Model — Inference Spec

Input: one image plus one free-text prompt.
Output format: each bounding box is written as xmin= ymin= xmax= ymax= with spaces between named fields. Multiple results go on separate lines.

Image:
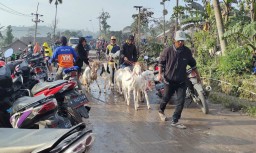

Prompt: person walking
xmin=157 ymin=30 xmax=201 ymax=129
xmin=75 ymin=37 xmax=90 ymax=75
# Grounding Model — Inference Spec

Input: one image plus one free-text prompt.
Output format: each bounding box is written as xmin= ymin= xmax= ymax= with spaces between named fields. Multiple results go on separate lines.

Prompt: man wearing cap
xmin=119 ymin=35 xmax=137 ymax=68
xmin=106 ymin=36 xmax=120 ymax=56
xmin=106 ymin=36 xmax=120 ymax=85
xmin=158 ymin=30 xmax=201 ymax=129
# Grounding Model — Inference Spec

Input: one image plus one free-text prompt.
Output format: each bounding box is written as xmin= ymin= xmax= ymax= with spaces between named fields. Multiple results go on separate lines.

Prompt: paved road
xmin=83 ymin=78 xmax=256 ymax=153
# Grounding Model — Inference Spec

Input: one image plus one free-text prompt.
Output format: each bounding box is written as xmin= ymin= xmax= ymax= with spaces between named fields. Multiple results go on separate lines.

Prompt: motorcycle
xmin=0 ymin=123 xmax=95 ymax=153
xmin=9 ymin=95 xmax=62 ymax=129
xmin=0 ymin=64 xmax=32 ymax=127
xmin=154 ymin=68 xmax=211 ymax=114
xmin=12 ymin=60 xmax=39 ymax=90
xmin=31 ymin=80 xmax=90 ymax=125
xmin=28 ymin=53 xmax=48 ymax=82
xmin=62 ymin=66 xmax=81 ymax=90
xmin=185 ymin=69 xmax=211 ymax=114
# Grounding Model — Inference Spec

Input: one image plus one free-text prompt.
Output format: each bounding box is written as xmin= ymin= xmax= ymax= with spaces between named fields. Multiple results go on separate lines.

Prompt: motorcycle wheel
xmin=197 ymin=91 xmax=209 ymax=114
xmin=67 ymin=107 xmax=83 ymax=125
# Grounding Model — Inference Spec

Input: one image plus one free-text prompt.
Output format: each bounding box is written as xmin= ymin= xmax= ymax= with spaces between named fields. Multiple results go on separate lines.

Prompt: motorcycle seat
xmin=12 ymin=95 xmax=46 ymax=114
xmin=63 ymin=66 xmax=79 ymax=74
xmin=31 ymin=80 xmax=68 ymax=95
xmin=0 ymin=128 xmax=69 ymax=153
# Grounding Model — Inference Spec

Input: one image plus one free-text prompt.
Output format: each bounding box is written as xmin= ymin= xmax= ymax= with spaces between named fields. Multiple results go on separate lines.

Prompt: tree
xmin=99 ymin=10 xmax=111 ymax=36
xmin=49 ymin=0 xmax=62 ymax=40
xmin=4 ymin=25 xmax=14 ymax=45
xmin=213 ymin=0 xmax=227 ymax=55
xmin=0 ymin=24 xmax=4 ymax=38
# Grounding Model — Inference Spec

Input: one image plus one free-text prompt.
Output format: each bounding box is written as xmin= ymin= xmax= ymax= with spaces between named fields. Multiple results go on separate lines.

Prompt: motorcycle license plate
xmin=69 ymin=94 xmax=89 ymax=108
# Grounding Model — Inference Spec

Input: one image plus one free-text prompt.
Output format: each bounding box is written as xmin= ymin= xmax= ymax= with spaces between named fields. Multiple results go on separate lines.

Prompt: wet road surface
xmin=84 ymin=78 xmax=256 ymax=153
xmin=48 ymin=53 xmax=256 ymax=153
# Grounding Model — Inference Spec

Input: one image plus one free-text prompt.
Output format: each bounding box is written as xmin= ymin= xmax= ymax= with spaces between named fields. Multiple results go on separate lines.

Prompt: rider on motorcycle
xmin=119 ymin=35 xmax=137 ymax=69
xmin=51 ymin=36 xmax=77 ymax=80
xmin=106 ymin=36 xmax=120 ymax=85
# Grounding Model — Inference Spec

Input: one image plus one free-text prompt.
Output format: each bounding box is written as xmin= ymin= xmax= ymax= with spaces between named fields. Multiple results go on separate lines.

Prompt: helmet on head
xmin=174 ymin=30 xmax=187 ymax=41
xmin=60 ymin=36 xmax=68 ymax=46
xmin=128 ymin=35 xmax=134 ymax=40
xmin=111 ymin=36 xmax=116 ymax=40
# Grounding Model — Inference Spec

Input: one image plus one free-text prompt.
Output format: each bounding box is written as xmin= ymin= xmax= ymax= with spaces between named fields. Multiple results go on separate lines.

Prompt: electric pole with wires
xmin=31 ymin=3 xmax=44 ymax=44
xmin=133 ymin=6 xmax=143 ymax=54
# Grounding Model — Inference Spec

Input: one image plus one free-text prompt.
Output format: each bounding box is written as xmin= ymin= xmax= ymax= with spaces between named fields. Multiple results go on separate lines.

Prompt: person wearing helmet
xmin=157 ymin=30 xmax=201 ymax=129
xmin=51 ymin=36 xmax=77 ymax=80
xmin=42 ymin=42 xmax=53 ymax=78
xmin=106 ymin=36 xmax=120 ymax=85
xmin=119 ymin=35 xmax=137 ymax=69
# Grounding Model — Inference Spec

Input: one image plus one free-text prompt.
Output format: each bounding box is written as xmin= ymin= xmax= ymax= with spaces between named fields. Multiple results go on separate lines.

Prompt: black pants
xmin=112 ymin=68 xmax=115 ymax=84
xmin=159 ymin=81 xmax=186 ymax=123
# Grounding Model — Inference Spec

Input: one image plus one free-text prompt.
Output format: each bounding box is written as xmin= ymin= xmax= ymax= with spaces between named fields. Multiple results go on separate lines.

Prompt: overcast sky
xmin=0 ymin=0 xmax=185 ymax=32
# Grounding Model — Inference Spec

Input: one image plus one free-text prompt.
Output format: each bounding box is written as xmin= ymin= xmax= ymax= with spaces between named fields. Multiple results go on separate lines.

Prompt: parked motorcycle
xmin=63 ymin=66 xmax=81 ymax=90
xmin=31 ymin=80 xmax=90 ymax=125
xmin=9 ymin=95 xmax=60 ymax=128
xmin=28 ymin=53 xmax=48 ymax=82
xmin=0 ymin=64 xmax=31 ymax=127
xmin=186 ymin=69 xmax=211 ymax=114
xmin=154 ymin=68 xmax=211 ymax=114
xmin=0 ymin=123 xmax=95 ymax=153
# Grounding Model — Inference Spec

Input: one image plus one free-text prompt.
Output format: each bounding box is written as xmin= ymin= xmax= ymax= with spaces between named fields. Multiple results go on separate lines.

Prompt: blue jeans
xmin=159 ymin=81 xmax=186 ymax=123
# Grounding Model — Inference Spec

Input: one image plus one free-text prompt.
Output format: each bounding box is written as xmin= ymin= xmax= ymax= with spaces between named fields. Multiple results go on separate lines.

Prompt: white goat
xmin=132 ymin=70 xmax=155 ymax=110
xmin=99 ymin=62 xmax=117 ymax=93
xmin=121 ymin=63 xmax=142 ymax=110
xmin=114 ymin=68 xmax=127 ymax=94
xmin=81 ymin=61 xmax=101 ymax=92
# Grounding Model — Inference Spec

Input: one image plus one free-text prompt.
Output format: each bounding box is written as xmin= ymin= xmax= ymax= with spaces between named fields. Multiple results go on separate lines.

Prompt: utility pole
xmin=31 ymin=3 xmax=43 ymax=44
xmin=89 ymin=20 xmax=95 ymax=33
xmin=97 ymin=16 xmax=101 ymax=37
xmin=160 ymin=0 xmax=169 ymax=44
xmin=134 ymin=6 xmax=143 ymax=54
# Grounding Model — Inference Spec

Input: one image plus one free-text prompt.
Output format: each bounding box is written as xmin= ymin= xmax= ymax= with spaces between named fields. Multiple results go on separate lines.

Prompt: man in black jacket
xmin=119 ymin=35 xmax=137 ymax=68
xmin=158 ymin=30 xmax=201 ymax=129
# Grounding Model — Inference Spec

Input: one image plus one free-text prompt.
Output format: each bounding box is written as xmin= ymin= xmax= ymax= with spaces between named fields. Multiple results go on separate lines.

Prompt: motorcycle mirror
xmin=4 ymin=48 xmax=14 ymax=58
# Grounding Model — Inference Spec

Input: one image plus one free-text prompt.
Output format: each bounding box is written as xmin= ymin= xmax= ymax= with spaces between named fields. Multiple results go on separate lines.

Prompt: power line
xmin=0 ymin=2 xmax=31 ymax=17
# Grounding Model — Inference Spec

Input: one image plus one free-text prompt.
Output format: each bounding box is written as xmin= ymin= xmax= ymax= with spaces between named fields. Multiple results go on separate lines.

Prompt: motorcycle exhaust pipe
xmin=204 ymin=86 xmax=212 ymax=98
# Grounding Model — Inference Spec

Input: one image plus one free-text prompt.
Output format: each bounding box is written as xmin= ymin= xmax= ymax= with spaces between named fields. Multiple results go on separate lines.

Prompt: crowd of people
xmin=6 ymin=31 xmax=201 ymax=128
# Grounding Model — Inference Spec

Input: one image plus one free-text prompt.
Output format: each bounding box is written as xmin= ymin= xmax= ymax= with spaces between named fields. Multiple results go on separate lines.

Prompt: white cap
xmin=174 ymin=30 xmax=187 ymax=41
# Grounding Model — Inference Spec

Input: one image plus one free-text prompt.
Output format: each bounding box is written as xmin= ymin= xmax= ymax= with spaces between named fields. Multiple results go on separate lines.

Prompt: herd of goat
xmin=80 ymin=60 xmax=155 ymax=111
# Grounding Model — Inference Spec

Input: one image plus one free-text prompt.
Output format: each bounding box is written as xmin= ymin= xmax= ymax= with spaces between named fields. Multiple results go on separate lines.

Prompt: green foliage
xmin=247 ymin=106 xmax=256 ymax=116
xmin=4 ymin=25 xmax=14 ymax=45
xmin=218 ymin=46 xmax=252 ymax=75
xmin=99 ymin=11 xmax=111 ymax=35
xmin=224 ymin=21 xmax=256 ymax=50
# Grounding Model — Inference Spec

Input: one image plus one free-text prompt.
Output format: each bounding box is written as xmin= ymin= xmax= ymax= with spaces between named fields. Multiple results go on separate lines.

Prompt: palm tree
xmin=49 ymin=0 xmax=62 ymax=40
xmin=213 ymin=0 xmax=227 ymax=55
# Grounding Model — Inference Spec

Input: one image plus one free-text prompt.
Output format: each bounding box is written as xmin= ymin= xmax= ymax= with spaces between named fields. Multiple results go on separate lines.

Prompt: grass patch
xmin=209 ymin=91 xmax=256 ymax=116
